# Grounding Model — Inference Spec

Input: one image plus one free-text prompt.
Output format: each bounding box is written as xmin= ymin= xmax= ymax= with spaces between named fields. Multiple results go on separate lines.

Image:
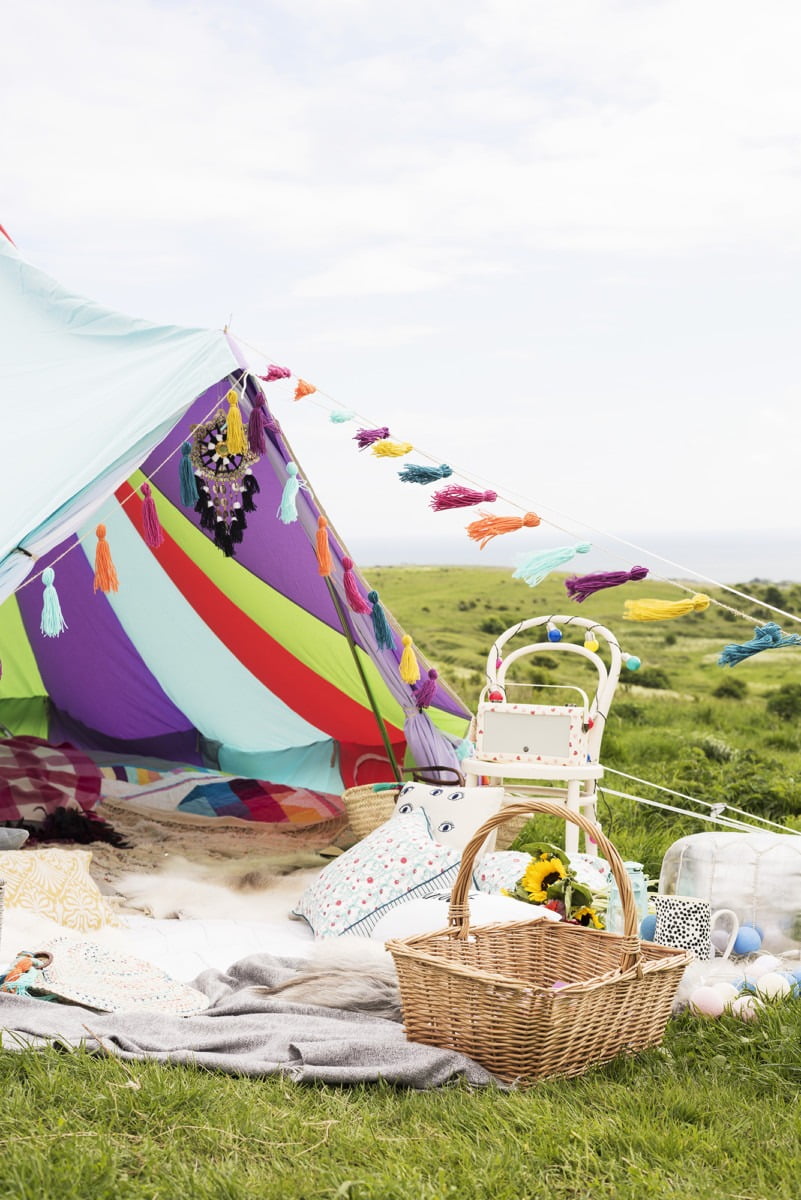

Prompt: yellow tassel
xmin=93 ymin=524 xmax=119 ymax=593
xmin=399 ymin=634 xmax=421 ymax=683
xmin=372 ymin=440 xmax=414 ymax=458
xmin=315 ymin=516 xmax=332 ymax=577
xmin=624 ymin=594 xmax=711 ymax=622
xmin=225 ymin=390 xmax=247 ymax=455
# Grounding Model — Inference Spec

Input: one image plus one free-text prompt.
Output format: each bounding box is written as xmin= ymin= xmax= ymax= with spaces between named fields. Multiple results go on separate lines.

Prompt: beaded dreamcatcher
xmin=188 ymin=397 xmax=261 ymax=557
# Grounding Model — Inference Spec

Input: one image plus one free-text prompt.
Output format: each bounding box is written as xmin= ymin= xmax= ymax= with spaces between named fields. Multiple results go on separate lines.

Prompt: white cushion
xmin=371 ymin=891 xmax=560 ymax=940
xmin=393 ymin=782 xmax=504 ymax=850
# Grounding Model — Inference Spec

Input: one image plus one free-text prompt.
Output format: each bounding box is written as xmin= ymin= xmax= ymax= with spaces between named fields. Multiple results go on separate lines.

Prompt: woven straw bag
xmin=387 ymin=799 xmax=692 ymax=1086
xmin=0 ymin=879 xmax=4 ymax=952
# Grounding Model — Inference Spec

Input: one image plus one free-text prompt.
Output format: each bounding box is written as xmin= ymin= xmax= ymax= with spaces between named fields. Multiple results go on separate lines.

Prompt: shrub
xmin=766 ymin=684 xmax=801 ymax=722
xmin=478 ymin=616 xmax=508 ymax=636
xmin=713 ymin=677 xmax=748 ymax=700
xmin=629 ymin=667 xmax=672 ymax=690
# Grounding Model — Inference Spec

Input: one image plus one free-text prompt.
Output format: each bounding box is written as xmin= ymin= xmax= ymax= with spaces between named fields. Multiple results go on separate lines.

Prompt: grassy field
xmin=2 ymin=566 xmax=801 ymax=1200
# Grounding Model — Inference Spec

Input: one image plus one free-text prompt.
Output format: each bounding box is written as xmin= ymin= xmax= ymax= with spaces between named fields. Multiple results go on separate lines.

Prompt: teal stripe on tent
xmin=218 ymin=742 xmax=343 ymax=793
xmin=78 ymin=502 xmax=332 ymax=754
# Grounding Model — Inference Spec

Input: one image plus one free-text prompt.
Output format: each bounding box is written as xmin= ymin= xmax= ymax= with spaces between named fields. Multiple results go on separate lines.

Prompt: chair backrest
xmin=473 ymin=615 xmax=623 ymax=767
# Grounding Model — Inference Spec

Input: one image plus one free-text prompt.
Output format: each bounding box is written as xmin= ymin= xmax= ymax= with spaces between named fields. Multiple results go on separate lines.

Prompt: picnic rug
xmin=0 ymin=953 xmax=500 ymax=1089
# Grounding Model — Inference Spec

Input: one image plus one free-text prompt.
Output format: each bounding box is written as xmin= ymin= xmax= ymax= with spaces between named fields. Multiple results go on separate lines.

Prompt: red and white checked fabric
xmin=0 ymin=736 xmax=102 ymax=822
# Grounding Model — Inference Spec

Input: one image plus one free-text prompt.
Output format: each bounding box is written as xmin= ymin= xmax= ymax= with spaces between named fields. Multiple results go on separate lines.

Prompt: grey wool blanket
xmin=0 ymin=953 xmax=500 ymax=1089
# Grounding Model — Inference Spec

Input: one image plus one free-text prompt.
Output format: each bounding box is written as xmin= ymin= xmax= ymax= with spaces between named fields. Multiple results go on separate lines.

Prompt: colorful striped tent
xmin=0 ymin=234 xmax=469 ymax=793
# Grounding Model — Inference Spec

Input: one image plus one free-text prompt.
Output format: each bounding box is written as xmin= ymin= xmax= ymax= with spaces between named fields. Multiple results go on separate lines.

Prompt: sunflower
xmin=572 ymin=906 xmax=604 ymax=929
xmin=521 ymin=856 xmax=567 ymax=902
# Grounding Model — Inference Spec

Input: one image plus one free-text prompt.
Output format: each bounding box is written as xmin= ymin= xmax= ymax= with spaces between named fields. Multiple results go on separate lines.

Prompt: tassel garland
xmin=93 ymin=525 xmax=119 ymax=593
xmin=467 ymin=510 xmax=540 ymax=549
xmin=399 ymin=634 xmax=421 ymax=684
xmin=179 ymin=443 xmax=200 ymax=507
xmin=140 ymin=482 xmax=165 ymax=549
xmin=413 ymin=669 xmax=439 ymax=709
xmin=372 ymin=440 xmax=413 ymax=458
xmin=294 ymin=379 xmax=316 ymax=401
xmin=354 ymin=427 xmax=390 ymax=450
xmin=278 ymin=463 xmax=303 ymax=524
xmin=430 ymin=485 xmax=498 ymax=511
xmin=513 ymin=542 xmax=592 ymax=588
xmin=565 ymin=565 xmax=649 ymax=602
xmin=624 ymin=594 xmax=710 ymax=622
xmin=718 ymin=622 xmax=801 ymax=667
xmin=330 ymin=410 xmax=355 ymax=423
xmin=224 ymin=390 xmax=247 ymax=455
xmin=247 ymin=394 xmax=268 ymax=455
xmin=258 ymin=365 xmax=291 ymax=382
xmin=398 ymin=463 xmax=453 ymax=484
xmin=342 ymin=557 xmax=370 ymax=613
xmin=315 ymin=517 xmax=332 ymax=577
xmin=41 ymin=567 xmax=67 ymax=637
xmin=368 ymin=590 xmax=395 ymax=650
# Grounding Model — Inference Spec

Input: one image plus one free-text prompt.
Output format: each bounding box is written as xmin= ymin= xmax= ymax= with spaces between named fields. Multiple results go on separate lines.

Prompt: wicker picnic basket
xmin=386 ymin=799 xmax=692 ymax=1086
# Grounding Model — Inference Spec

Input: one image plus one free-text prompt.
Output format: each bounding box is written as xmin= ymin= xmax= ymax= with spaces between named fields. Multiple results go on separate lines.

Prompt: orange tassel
xmin=93 ymin=524 xmax=119 ymax=593
xmin=315 ymin=516 xmax=332 ymax=577
xmin=466 ymin=510 xmax=541 ymax=550
xmin=294 ymin=379 xmax=316 ymax=401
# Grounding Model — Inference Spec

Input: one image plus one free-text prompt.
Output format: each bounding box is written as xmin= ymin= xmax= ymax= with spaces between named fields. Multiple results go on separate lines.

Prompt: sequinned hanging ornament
xmin=190 ymin=407 xmax=261 ymax=558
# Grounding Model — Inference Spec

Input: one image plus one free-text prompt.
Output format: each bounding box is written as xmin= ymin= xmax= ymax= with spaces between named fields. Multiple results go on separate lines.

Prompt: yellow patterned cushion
xmin=0 ymin=847 xmax=122 ymax=931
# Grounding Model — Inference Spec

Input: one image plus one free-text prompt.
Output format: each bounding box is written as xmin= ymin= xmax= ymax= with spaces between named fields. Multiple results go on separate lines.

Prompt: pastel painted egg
xmin=712 ymin=981 xmax=740 ymax=1007
xmin=790 ymin=967 xmax=801 ymax=983
xmin=747 ymin=954 xmax=782 ymax=980
xmin=640 ymin=914 xmax=657 ymax=940
xmin=732 ymin=925 xmax=762 ymax=956
xmin=730 ymin=995 xmax=761 ymax=1022
xmin=755 ymin=972 xmax=792 ymax=1000
xmin=552 ymin=981 xmax=568 ymax=991
xmin=710 ymin=928 xmax=733 ymax=954
xmin=689 ymin=986 xmax=725 ymax=1017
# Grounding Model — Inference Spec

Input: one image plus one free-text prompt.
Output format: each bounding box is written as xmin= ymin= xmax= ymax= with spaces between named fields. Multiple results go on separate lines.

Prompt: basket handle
xmin=448 ymin=798 xmax=642 ymax=974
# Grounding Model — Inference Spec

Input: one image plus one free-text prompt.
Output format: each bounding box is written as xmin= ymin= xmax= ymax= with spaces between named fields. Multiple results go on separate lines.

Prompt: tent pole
xmin=324 ymin=578 xmax=403 ymax=783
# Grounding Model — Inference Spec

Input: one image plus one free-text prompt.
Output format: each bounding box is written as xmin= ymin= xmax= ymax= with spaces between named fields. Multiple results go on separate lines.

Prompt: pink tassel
xmin=258 ymin=365 xmax=291 ymax=382
xmin=565 ymin=565 xmax=649 ymax=602
xmin=430 ymin=485 xmax=498 ymax=512
xmin=140 ymin=482 xmax=164 ymax=549
xmin=413 ymin=669 xmax=439 ymax=710
xmin=342 ymin=556 xmax=370 ymax=613
xmin=354 ymin=427 xmax=390 ymax=450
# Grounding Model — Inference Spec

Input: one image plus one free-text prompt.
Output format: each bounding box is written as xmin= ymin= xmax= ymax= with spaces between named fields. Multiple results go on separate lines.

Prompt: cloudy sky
xmin=4 ymin=0 xmax=801 ymax=579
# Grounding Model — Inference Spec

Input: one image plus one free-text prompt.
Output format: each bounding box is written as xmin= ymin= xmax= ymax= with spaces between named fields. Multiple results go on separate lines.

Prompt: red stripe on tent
xmin=115 ymin=482 xmax=404 ymax=745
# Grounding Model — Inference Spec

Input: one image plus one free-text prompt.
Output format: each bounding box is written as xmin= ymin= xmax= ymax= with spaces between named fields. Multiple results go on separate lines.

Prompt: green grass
xmin=3 ymin=567 xmax=801 ymax=1198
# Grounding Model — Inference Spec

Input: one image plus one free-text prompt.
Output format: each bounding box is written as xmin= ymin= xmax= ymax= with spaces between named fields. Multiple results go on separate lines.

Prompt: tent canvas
xmin=0 ymin=235 xmax=469 ymax=794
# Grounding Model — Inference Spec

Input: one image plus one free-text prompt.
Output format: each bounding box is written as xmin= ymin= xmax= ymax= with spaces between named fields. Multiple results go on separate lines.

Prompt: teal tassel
xmin=513 ymin=542 xmax=592 ymax=588
xmin=329 ymin=410 xmax=355 ymax=423
xmin=368 ymin=590 xmax=396 ymax=650
xmin=455 ymin=737 xmax=475 ymax=762
xmin=398 ymin=463 xmax=453 ymax=484
xmin=278 ymin=462 xmax=302 ymax=524
xmin=719 ymin=622 xmax=801 ymax=667
xmin=179 ymin=443 xmax=199 ymax=507
xmin=41 ymin=567 xmax=67 ymax=637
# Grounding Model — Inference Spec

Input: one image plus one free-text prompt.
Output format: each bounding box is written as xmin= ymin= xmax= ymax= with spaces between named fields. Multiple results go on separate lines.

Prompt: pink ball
xmin=689 ymin=986 xmax=725 ymax=1018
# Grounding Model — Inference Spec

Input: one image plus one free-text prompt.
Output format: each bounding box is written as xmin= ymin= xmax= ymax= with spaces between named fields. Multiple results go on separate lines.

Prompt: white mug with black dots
xmin=653 ymin=893 xmax=739 ymax=960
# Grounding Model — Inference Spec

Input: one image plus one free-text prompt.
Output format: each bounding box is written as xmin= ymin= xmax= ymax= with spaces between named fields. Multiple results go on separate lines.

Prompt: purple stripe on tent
xmin=16 ymin=537 xmax=198 ymax=749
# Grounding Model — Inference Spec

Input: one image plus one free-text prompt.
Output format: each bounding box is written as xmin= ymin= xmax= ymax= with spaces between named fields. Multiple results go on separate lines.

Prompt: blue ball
xmin=547 ymin=628 xmax=562 ymax=642
xmin=626 ymin=656 xmax=641 ymax=671
xmin=791 ymin=968 xmax=801 ymax=983
xmin=733 ymin=924 xmax=763 ymax=956
xmin=640 ymin=914 xmax=657 ymax=940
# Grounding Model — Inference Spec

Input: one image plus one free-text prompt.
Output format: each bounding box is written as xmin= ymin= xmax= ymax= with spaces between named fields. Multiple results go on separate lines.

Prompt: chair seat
xmin=461 ymin=757 xmax=604 ymax=782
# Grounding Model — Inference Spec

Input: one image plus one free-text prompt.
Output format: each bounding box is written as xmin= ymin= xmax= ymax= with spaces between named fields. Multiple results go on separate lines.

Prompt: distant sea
xmin=349 ymin=530 xmax=801 ymax=585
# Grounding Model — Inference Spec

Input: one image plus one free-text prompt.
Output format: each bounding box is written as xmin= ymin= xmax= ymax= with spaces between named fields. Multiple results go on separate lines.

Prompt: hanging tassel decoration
xmin=565 ymin=565 xmax=649 ymax=602
xmin=455 ymin=737 xmax=475 ymax=762
xmin=93 ymin=525 xmax=119 ymax=593
xmin=342 ymin=557 xmax=370 ymax=613
xmin=399 ymin=635 xmax=421 ymax=684
xmin=372 ymin=440 xmax=413 ymax=458
xmin=230 ymin=508 xmax=246 ymax=545
xmin=247 ymin=393 xmax=269 ymax=455
xmin=466 ymin=510 xmax=541 ymax=549
xmin=430 ymin=485 xmax=498 ymax=511
xmin=330 ymin=410 xmax=355 ymax=423
xmin=41 ymin=567 xmax=67 ymax=637
xmin=413 ymin=669 xmax=439 ymax=710
xmin=224 ymin=389 xmax=247 ymax=454
xmin=140 ymin=482 xmax=165 ymax=549
xmin=196 ymin=489 xmax=216 ymax=530
xmin=718 ymin=622 xmax=801 ymax=667
xmin=213 ymin=520 xmax=235 ymax=557
xmin=316 ymin=516 xmax=332 ymax=577
xmin=368 ymin=590 xmax=395 ymax=650
xmin=294 ymin=379 xmax=316 ymax=401
xmin=278 ymin=463 xmax=303 ymax=523
xmin=354 ymin=427 xmax=390 ymax=450
xmin=513 ymin=542 xmax=592 ymax=588
xmin=258 ymin=365 xmax=291 ymax=382
xmin=624 ymin=594 xmax=710 ymax=622
xmin=179 ymin=443 xmax=200 ymax=507
xmin=241 ymin=472 xmax=260 ymax=512
xmin=398 ymin=463 xmax=453 ymax=484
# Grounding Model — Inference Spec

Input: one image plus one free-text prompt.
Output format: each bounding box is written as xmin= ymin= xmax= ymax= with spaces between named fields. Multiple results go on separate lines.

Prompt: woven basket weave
xmin=387 ymin=799 xmax=692 ymax=1086
xmin=0 ymin=879 xmax=4 ymax=952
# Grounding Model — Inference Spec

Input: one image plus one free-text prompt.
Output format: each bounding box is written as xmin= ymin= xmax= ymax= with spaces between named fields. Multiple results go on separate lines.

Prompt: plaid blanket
xmin=0 ymin=736 xmax=102 ymax=822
